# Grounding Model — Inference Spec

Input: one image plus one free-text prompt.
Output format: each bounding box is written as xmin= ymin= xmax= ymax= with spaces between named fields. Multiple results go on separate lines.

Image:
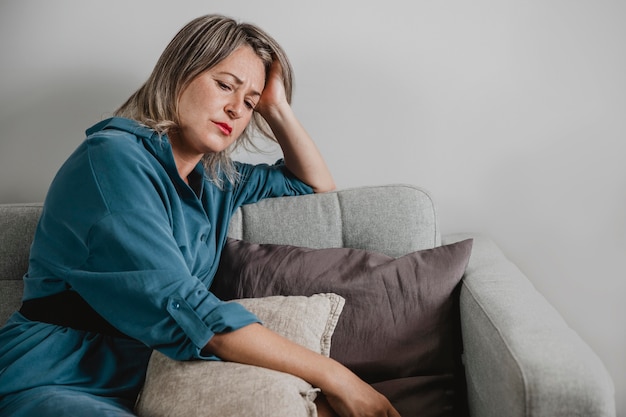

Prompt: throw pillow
xmin=211 ymin=238 xmax=473 ymax=417
xmin=135 ymin=293 xmax=345 ymax=417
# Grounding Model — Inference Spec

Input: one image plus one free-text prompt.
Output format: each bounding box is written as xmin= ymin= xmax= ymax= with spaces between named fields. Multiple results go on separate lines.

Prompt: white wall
xmin=1 ymin=0 xmax=624 ymax=414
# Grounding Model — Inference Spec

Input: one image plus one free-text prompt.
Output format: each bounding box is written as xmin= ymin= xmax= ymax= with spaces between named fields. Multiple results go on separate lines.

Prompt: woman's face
xmin=171 ymin=46 xmax=266 ymax=163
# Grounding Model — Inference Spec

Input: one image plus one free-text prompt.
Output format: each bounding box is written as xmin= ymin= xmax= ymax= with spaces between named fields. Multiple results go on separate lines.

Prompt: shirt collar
xmin=86 ymin=117 xmax=206 ymax=199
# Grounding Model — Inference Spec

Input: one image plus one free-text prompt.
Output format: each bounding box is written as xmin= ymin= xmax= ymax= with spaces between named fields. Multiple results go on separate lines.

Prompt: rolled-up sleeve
xmin=64 ymin=209 xmax=259 ymax=361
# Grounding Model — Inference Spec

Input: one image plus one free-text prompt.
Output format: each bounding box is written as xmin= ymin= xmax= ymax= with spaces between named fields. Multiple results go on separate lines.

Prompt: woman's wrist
xmin=312 ymin=357 xmax=358 ymax=396
xmin=257 ymin=101 xmax=293 ymax=131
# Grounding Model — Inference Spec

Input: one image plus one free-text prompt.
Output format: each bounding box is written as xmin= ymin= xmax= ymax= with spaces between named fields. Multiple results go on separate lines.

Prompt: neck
xmin=175 ymin=158 xmax=201 ymax=185
xmin=168 ymin=132 xmax=203 ymax=185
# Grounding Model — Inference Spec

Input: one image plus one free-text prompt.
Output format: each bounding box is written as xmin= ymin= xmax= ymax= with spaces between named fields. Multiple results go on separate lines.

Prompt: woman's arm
xmin=203 ymin=323 xmax=399 ymax=417
xmin=256 ymin=61 xmax=336 ymax=193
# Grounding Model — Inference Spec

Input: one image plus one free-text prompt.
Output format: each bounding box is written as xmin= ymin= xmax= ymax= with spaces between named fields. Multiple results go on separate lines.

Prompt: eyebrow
xmin=218 ymin=71 xmax=262 ymax=97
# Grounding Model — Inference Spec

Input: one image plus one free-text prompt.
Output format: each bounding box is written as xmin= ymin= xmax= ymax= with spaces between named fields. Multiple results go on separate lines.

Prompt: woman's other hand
xmin=204 ymin=323 xmax=398 ymax=417
xmin=321 ymin=370 xmax=401 ymax=417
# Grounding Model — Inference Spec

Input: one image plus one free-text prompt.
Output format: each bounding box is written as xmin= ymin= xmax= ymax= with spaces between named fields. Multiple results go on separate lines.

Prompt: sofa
xmin=0 ymin=184 xmax=616 ymax=416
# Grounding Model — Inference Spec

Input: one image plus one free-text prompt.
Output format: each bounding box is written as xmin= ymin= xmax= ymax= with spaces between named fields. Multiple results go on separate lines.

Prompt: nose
xmin=225 ymin=99 xmax=243 ymax=119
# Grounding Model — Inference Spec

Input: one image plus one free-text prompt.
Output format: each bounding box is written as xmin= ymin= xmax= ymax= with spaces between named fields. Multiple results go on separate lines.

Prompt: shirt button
xmin=200 ymin=234 xmax=207 ymax=242
xmin=172 ymin=301 xmax=180 ymax=310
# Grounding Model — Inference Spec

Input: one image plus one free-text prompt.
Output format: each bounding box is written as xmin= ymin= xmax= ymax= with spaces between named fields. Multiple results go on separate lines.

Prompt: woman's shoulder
xmin=46 ymin=118 xmax=175 ymax=213
xmin=83 ymin=118 xmax=147 ymax=159
xmin=81 ymin=118 xmax=171 ymax=179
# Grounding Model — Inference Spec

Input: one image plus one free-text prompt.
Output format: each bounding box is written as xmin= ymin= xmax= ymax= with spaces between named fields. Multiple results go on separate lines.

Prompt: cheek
xmin=234 ymin=115 xmax=254 ymax=136
xmin=177 ymin=82 xmax=214 ymax=123
xmin=176 ymin=96 xmax=198 ymax=128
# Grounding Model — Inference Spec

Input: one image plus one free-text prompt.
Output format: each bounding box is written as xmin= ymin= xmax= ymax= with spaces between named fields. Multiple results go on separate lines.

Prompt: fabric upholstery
xmin=446 ymin=233 xmax=616 ymax=417
xmin=0 ymin=203 xmax=41 ymax=324
xmin=228 ymin=184 xmax=440 ymax=257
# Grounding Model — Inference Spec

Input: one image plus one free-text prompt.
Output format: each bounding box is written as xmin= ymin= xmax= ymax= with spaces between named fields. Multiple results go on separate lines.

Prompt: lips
xmin=213 ymin=121 xmax=233 ymax=135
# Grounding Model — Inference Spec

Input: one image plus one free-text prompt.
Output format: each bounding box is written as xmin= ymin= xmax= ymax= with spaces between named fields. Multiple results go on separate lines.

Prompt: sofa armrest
xmin=443 ymin=233 xmax=615 ymax=417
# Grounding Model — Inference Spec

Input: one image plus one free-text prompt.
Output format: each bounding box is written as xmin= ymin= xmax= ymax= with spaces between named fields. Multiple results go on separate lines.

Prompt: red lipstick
xmin=214 ymin=122 xmax=232 ymax=135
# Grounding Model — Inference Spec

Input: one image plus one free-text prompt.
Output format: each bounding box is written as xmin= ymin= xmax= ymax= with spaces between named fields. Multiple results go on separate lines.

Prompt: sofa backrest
xmin=0 ymin=184 xmax=439 ymax=325
xmin=228 ymin=184 xmax=440 ymax=255
xmin=0 ymin=203 xmax=42 ymax=324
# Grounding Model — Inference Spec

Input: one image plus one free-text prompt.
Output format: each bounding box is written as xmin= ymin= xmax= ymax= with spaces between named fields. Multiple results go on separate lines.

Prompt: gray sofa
xmin=0 ymin=184 xmax=616 ymax=416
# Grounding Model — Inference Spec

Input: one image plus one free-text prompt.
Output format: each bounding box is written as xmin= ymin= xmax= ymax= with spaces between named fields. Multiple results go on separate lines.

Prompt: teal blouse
xmin=0 ymin=117 xmax=313 ymax=400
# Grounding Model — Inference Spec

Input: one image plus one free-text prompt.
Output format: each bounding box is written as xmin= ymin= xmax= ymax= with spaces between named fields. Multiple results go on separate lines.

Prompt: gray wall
xmin=1 ymin=1 xmax=624 ymax=414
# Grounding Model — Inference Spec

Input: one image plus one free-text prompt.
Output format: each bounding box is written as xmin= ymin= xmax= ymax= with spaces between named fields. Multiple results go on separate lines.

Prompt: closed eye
xmin=217 ymin=80 xmax=232 ymax=91
xmin=216 ymin=77 xmax=257 ymax=110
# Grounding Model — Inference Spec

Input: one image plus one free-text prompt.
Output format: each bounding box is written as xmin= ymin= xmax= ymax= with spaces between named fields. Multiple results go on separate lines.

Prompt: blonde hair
xmin=115 ymin=14 xmax=294 ymax=186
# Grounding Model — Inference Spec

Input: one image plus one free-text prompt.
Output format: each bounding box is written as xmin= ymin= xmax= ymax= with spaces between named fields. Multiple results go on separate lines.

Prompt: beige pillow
xmin=135 ymin=293 xmax=345 ymax=417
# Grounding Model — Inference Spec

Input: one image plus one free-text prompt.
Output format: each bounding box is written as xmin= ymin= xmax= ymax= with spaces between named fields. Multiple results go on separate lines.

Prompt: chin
xmin=200 ymin=137 xmax=235 ymax=154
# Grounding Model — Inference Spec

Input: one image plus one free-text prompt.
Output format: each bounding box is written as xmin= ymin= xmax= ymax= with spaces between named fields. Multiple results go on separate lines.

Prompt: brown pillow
xmin=211 ymin=238 xmax=473 ymax=417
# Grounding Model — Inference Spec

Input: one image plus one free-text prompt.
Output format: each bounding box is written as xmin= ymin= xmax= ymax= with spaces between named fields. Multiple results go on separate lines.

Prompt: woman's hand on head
xmin=255 ymin=59 xmax=289 ymax=118
xmin=250 ymin=57 xmax=336 ymax=193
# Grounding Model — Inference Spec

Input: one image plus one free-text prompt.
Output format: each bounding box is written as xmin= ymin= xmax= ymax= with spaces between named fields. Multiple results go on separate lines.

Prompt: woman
xmin=0 ymin=14 xmax=399 ymax=417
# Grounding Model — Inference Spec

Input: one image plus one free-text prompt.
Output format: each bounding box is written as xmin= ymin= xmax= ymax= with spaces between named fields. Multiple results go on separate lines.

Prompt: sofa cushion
xmin=211 ymin=238 xmax=473 ymax=417
xmin=135 ymin=293 xmax=344 ymax=417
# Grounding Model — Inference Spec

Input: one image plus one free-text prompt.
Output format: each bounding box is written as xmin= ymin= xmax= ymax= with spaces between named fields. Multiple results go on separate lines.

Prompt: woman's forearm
xmin=263 ymin=103 xmax=336 ymax=193
xmin=203 ymin=323 xmax=399 ymax=416
xmin=202 ymin=323 xmax=344 ymax=391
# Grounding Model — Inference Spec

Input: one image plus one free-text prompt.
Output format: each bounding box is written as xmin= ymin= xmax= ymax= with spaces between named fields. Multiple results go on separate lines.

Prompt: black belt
xmin=19 ymin=291 xmax=131 ymax=339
